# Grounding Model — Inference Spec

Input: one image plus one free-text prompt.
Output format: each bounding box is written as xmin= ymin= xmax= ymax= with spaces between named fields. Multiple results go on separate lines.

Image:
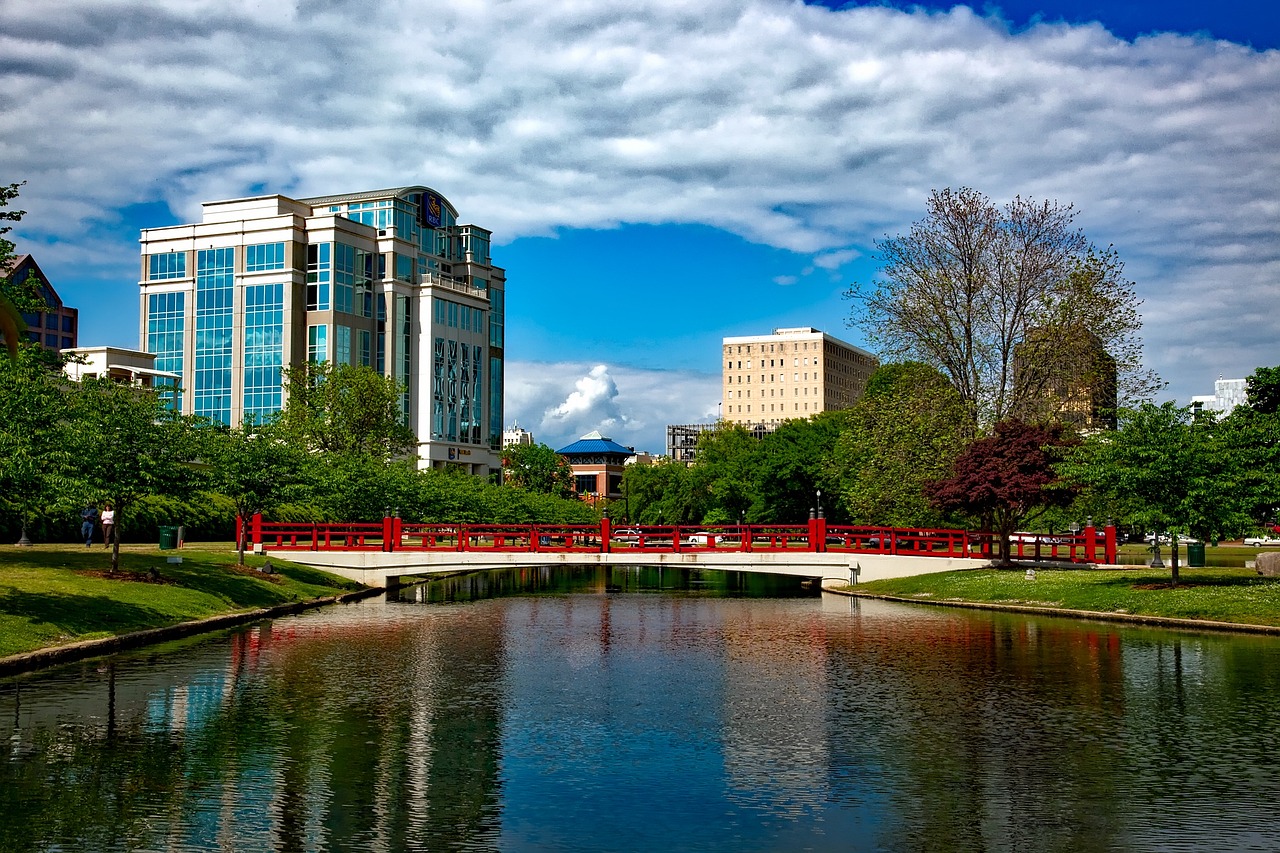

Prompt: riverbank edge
xmin=821 ymin=583 xmax=1280 ymax=636
xmin=0 ymin=586 xmax=383 ymax=678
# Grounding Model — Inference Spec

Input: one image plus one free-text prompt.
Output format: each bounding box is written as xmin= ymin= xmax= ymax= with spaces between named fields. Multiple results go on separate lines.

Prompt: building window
xmin=245 ymin=242 xmax=286 ymax=272
xmin=334 ymin=243 xmax=355 ymax=314
xmin=359 ymin=330 xmax=371 ymax=367
xmin=194 ymin=247 xmax=234 ymax=425
xmin=308 ymin=324 xmax=328 ymax=363
xmin=243 ymin=282 xmax=284 ymax=419
xmin=149 ymin=252 xmax=186 ymax=280
xmin=147 ymin=291 xmax=185 ymax=409
xmin=335 ymin=325 xmax=351 ymax=365
xmin=307 ymin=244 xmax=331 ymax=310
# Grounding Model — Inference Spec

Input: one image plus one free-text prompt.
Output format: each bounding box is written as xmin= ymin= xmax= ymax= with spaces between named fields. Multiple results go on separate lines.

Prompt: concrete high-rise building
xmin=138 ymin=186 xmax=505 ymax=476
xmin=1012 ymin=327 xmax=1117 ymax=431
xmin=721 ymin=327 xmax=877 ymax=426
xmin=1191 ymin=376 xmax=1248 ymax=416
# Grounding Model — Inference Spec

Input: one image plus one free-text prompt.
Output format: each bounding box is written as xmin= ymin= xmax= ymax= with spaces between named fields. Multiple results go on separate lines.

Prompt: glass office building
xmin=138 ymin=186 xmax=505 ymax=477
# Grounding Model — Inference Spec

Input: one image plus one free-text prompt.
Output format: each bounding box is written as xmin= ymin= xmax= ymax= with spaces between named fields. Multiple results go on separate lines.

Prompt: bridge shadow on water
xmin=391 ymin=565 xmax=820 ymax=605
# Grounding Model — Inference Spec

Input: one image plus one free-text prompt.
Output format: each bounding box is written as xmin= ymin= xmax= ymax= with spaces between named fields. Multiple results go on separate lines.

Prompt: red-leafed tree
xmin=925 ymin=419 xmax=1079 ymax=564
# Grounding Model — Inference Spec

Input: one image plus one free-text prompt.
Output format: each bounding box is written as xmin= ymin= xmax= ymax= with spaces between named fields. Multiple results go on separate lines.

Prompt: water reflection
xmin=2 ymin=568 xmax=1280 ymax=852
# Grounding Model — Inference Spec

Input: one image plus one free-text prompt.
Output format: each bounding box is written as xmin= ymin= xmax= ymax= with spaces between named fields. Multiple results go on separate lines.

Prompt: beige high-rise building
xmin=721 ymin=327 xmax=877 ymax=426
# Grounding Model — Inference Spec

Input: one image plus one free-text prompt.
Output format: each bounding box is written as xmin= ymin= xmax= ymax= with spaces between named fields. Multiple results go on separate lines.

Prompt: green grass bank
xmin=843 ymin=565 xmax=1280 ymax=629
xmin=0 ymin=542 xmax=363 ymax=660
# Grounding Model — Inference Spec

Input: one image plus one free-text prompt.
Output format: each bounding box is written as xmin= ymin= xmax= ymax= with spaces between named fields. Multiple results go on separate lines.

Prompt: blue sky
xmin=4 ymin=0 xmax=1278 ymax=453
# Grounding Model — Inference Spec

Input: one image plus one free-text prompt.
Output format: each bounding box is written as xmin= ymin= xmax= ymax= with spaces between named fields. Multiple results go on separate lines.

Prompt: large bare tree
xmin=848 ymin=187 xmax=1160 ymax=432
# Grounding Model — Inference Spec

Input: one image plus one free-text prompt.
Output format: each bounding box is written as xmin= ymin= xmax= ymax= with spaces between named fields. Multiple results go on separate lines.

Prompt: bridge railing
xmin=244 ymin=514 xmax=1116 ymax=564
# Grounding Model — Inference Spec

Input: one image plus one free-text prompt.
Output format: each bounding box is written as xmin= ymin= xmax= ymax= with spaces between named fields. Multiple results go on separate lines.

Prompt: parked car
xmin=611 ymin=528 xmax=642 ymax=544
xmin=1244 ymin=535 xmax=1280 ymax=547
xmin=682 ymin=531 xmax=730 ymax=546
xmin=1144 ymin=533 xmax=1201 ymax=545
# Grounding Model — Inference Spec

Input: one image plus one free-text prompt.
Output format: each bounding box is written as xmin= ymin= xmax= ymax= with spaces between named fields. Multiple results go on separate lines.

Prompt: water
xmin=3 ymin=565 xmax=1280 ymax=852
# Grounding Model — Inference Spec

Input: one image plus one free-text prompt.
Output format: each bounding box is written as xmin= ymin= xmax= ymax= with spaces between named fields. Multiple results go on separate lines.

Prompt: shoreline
xmin=823 ymin=584 xmax=1280 ymax=636
xmin=0 ymin=586 xmax=383 ymax=678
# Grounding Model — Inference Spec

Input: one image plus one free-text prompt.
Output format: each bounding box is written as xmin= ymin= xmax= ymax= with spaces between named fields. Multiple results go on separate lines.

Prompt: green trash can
xmin=1186 ymin=541 xmax=1206 ymax=568
xmin=158 ymin=526 xmax=179 ymax=550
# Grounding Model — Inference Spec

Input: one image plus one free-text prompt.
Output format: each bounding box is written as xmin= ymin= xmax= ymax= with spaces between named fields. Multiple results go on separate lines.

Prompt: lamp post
xmin=816 ymin=489 xmax=823 ymax=520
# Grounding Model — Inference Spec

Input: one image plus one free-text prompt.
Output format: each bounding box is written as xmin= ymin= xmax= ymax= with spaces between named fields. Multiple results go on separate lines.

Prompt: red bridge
xmin=243 ymin=514 xmax=1117 ymax=565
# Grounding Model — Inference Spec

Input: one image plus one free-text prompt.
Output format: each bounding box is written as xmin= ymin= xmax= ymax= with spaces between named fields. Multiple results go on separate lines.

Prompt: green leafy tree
xmin=620 ymin=458 xmax=709 ymax=526
xmin=694 ymin=424 xmax=760 ymax=523
xmin=279 ymin=362 xmax=417 ymax=459
xmin=0 ymin=181 xmax=35 ymax=356
xmin=752 ymin=412 xmax=848 ymax=523
xmin=926 ymin=419 xmax=1079 ymax=565
xmin=501 ymin=443 xmax=574 ymax=499
xmin=0 ymin=346 xmax=72 ymax=541
xmin=1216 ymin=366 xmax=1280 ymax=532
xmin=202 ymin=419 xmax=309 ymax=564
xmin=848 ymin=187 xmax=1159 ymax=431
xmin=65 ymin=378 xmax=203 ymax=573
xmin=1061 ymin=403 xmax=1247 ymax=584
xmin=833 ymin=362 xmax=969 ymax=528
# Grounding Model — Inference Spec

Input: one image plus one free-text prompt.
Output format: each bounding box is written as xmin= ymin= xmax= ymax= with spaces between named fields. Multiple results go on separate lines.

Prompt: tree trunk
xmin=1170 ymin=534 xmax=1180 ymax=587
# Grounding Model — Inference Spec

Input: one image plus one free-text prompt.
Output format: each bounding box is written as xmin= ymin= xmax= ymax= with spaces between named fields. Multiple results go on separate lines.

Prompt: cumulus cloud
xmin=506 ymin=361 xmax=720 ymax=453
xmin=2 ymin=0 xmax=1279 ymax=404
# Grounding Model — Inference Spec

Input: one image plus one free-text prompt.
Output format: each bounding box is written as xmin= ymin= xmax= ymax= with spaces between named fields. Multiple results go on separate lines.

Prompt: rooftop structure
xmin=3 ymin=255 xmax=79 ymax=353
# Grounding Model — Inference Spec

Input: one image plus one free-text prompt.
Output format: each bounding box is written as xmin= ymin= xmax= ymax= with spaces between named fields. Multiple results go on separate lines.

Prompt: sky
xmin=3 ymin=0 xmax=1278 ymax=454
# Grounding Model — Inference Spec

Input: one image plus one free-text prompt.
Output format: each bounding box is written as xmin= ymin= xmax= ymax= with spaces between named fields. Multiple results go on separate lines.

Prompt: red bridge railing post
xmin=601 ymin=515 xmax=611 ymax=554
xmin=382 ymin=514 xmax=392 ymax=552
xmin=1085 ymin=516 xmax=1097 ymax=563
xmin=1104 ymin=520 xmax=1117 ymax=565
xmin=251 ymin=513 xmax=262 ymax=553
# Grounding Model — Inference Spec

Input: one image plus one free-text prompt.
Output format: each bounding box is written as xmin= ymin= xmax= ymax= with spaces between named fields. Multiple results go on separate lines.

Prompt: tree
xmin=833 ymin=362 xmax=970 ymax=528
xmin=926 ymin=419 xmax=1079 ymax=565
xmin=202 ymin=419 xmax=308 ymax=564
xmin=1216 ymin=365 xmax=1280 ymax=531
xmin=1061 ymin=403 xmax=1247 ymax=584
xmin=752 ymin=412 xmax=848 ymax=523
xmin=0 ymin=181 xmax=34 ymax=357
xmin=501 ymin=443 xmax=574 ymax=499
xmin=694 ymin=424 xmax=760 ymax=524
xmin=64 ymin=378 xmax=203 ymax=573
xmin=848 ymin=187 xmax=1159 ymax=431
xmin=0 ymin=346 xmax=72 ymax=542
xmin=279 ymin=362 xmax=417 ymax=459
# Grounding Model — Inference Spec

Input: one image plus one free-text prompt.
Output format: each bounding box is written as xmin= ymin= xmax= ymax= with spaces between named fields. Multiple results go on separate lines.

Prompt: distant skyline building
xmin=503 ymin=425 xmax=535 ymax=447
xmin=3 ymin=254 xmax=79 ymax=353
xmin=137 ymin=186 xmax=506 ymax=477
xmin=721 ymin=327 xmax=877 ymax=427
xmin=1012 ymin=327 xmax=1118 ymax=431
xmin=62 ymin=346 xmax=179 ymax=394
xmin=1191 ymin=376 xmax=1248 ymax=416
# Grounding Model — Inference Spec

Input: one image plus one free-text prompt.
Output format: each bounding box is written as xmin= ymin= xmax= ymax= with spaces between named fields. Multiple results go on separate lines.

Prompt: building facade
xmin=4 ymin=255 xmax=79 ymax=352
xmin=1191 ymin=376 xmax=1248 ymax=416
xmin=1012 ymin=327 xmax=1118 ymax=431
xmin=502 ymin=425 xmax=535 ymax=447
xmin=62 ymin=346 xmax=179 ymax=393
xmin=556 ymin=431 xmax=635 ymax=504
xmin=138 ymin=186 xmax=505 ymax=477
xmin=721 ymin=327 xmax=877 ymax=427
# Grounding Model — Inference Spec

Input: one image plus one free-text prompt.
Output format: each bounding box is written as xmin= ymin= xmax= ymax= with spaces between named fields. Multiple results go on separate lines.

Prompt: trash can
xmin=1186 ymin=541 xmax=1206 ymax=568
xmin=159 ymin=526 xmax=178 ymax=550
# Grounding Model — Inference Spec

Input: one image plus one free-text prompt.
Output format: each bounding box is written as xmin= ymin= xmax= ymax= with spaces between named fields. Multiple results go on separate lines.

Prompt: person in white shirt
xmin=101 ymin=503 xmax=115 ymax=547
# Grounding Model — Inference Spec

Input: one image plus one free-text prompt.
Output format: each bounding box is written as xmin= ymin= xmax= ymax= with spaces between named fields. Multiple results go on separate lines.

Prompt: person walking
xmin=80 ymin=504 xmax=98 ymax=548
xmin=101 ymin=503 xmax=115 ymax=548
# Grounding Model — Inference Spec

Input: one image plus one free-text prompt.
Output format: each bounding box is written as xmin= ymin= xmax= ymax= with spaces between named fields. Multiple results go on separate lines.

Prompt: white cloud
xmin=506 ymin=361 xmax=721 ymax=453
xmin=2 ymin=0 xmax=1279 ymax=403
xmin=773 ymin=275 xmax=798 ymax=286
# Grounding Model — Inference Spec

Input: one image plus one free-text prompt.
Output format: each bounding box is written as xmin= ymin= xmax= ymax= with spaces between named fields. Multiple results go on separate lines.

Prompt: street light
xmin=816 ymin=489 xmax=823 ymax=520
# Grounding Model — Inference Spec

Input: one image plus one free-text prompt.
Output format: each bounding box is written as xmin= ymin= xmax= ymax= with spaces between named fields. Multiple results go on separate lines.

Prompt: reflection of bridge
xmin=245 ymin=516 xmax=1117 ymax=589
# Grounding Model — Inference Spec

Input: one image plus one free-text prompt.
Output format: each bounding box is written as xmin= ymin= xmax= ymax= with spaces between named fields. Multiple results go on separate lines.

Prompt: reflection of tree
xmin=823 ymin=607 xmax=1128 ymax=851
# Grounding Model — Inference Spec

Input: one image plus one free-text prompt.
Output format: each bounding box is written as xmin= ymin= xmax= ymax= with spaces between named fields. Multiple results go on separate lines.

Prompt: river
xmin=3 ymin=566 xmax=1279 ymax=852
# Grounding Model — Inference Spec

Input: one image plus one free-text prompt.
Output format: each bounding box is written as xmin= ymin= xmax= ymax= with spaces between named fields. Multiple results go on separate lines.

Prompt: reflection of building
xmin=1013 ymin=327 xmax=1117 ymax=430
xmin=556 ymin=430 xmax=635 ymax=502
xmin=722 ymin=327 xmax=877 ymax=427
xmin=1191 ymin=376 xmax=1247 ymax=416
xmin=138 ymin=186 xmax=505 ymax=476
xmin=4 ymin=254 xmax=79 ymax=352
xmin=503 ymin=425 xmax=535 ymax=447
xmin=62 ymin=346 xmax=181 ymax=399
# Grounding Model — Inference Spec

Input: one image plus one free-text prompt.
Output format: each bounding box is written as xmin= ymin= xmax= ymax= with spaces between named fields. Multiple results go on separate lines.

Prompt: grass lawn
xmin=0 ymin=542 xmax=364 ymax=658
xmin=848 ymin=566 xmax=1280 ymax=628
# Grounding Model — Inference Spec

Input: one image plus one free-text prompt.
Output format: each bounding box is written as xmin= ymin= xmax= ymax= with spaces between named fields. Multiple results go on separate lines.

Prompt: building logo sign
xmin=420 ymin=192 xmax=443 ymax=229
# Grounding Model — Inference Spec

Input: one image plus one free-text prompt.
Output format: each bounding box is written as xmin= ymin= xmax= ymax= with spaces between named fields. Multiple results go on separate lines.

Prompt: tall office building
xmin=721 ymin=327 xmax=877 ymax=426
xmin=3 ymin=254 xmax=79 ymax=352
xmin=138 ymin=186 xmax=505 ymax=477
